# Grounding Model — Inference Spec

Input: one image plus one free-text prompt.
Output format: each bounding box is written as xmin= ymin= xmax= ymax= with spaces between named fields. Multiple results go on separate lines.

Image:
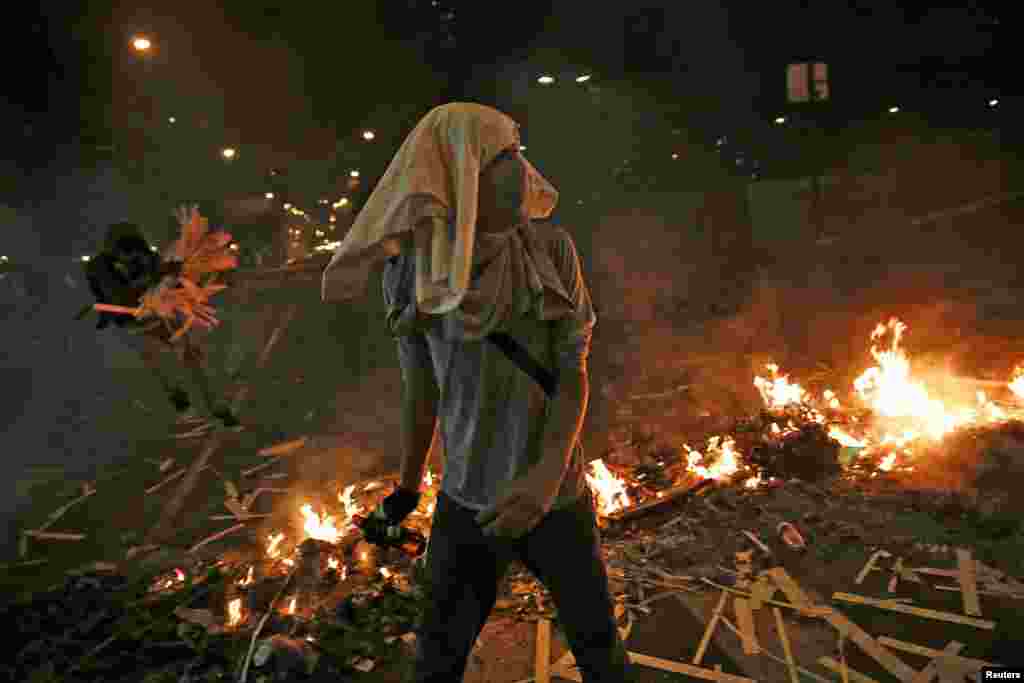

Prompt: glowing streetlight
xmin=989 ymin=99 xmax=999 ymax=107
xmin=350 ymin=170 xmax=360 ymax=178
xmin=575 ymin=74 xmax=591 ymax=83
xmin=537 ymin=75 xmax=555 ymax=84
xmin=0 ymin=255 xmax=9 ymax=263
xmin=168 ymin=116 xmax=176 ymax=124
xmin=131 ymin=36 xmax=152 ymax=52
xmin=888 ymin=106 xmax=900 ymax=114
xmin=362 ymin=130 xmax=376 ymax=141
xmin=519 ymin=145 xmax=527 ymax=152
xmin=329 ymin=215 xmax=337 ymax=223
xmin=221 ymin=147 xmax=237 ymax=160
xmin=265 ymin=192 xmax=275 ymax=199
xmin=774 ymin=116 xmax=786 ymax=124
xmin=671 ymin=153 xmax=679 ymax=160
xmin=230 ymin=244 xmax=239 ymax=251
xmin=80 ymin=255 xmax=91 ymax=262
xmin=283 ymin=203 xmax=292 ymax=210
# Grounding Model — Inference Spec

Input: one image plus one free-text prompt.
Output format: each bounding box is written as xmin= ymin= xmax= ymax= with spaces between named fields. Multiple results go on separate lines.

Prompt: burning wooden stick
xmin=607 ymin=479 xmax=713 ymax=522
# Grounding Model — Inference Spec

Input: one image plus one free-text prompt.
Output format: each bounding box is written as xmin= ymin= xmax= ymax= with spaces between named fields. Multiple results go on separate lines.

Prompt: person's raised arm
xmin=398 ymin=344 xmax=439 ymax=493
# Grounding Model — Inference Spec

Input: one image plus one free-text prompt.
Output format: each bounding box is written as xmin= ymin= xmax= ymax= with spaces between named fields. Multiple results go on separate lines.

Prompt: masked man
xmin=323 ymin=103 xmax=631 ymax=682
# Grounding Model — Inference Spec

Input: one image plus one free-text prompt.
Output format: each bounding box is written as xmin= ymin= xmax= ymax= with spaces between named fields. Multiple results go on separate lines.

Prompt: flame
xmin=1010 ymin=366 xmax=1024 ymax=401
xmin=754 ymin=364 xmax=809 ymax=410
xmin=227 ymin=597 xmax=243 ymax=627
xmin=744 ymin=476 xmax=761 ymax=489
xmin=828 ymin=426 xmax=866 ymax=448
xmin=685 ymin=436 xmax=741 ymax=481
xmin=337 ymin=484 xmax=364 ymax=530
xmin=878 ymin=453 xmax=897 ymax=471
xmin=585 ymin=459 xmax=632 ymax=516
xmin=239 ymin=566 xmax=254 ymax=586
xmin=174 ymin=568 xmax=186 ymax=582
xmin=301 ymin=504 xmax=341 ymax=543
xmin=423 ymin=467 xmax=435 ymax=488
xmin=287 ymin=596 xmax=297 ymax=614
xmin=380 ymin=567 xmax=392 ymax=579
xmin=327 ymin=557 xmax=340 ymax=570
xmin=426 ymin=501 xmax=436 ymax=516
xmin=267 ymin=532 xmax=285 ymax=558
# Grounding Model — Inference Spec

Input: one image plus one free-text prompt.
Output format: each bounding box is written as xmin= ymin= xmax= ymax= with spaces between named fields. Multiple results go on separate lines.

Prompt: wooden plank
xmin=721 ymin=615 xmax=833 ymax=683
xmin=772 ymin=607 xmax=799 ymax=683
xmin=819 ymin=657 xmax=880 ymax=683
xmin=734 ymin=598 xmax=759 ymax=655
xmin=855 ymin=550 xmax=891 ymax=585
xmin=535 ymin=618 xmax=550 ymax=683
xmin=258 ymin=437 xmax=308 ymax=457
xmin=749 ymin=576 xmax=778 ymax=611
xmin=909 ymin=641 xmax=963 ymax=683
xmin=955 ymin=549 xmax=982 ymax=617
xmin=824 ymin=611 xmax=917 ymax=681
xmin=766 ymin=568 xmax=813 ymax=611
xmin=876 ymin=636 xmax=994 ymax=670
xmin=934 ymin=584 xmax=1024 ymax=599
xmin=694 ymin=590 xmax=730 ymax=665
xmin=832 ymin=592 xmax=996 ymax=630
xmin=629 ymin=651 xmax=757 ymax=683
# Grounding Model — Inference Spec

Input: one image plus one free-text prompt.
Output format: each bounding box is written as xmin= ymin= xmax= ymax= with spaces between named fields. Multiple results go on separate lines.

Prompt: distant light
xmin=230 ymin=244 xmax=239 ymax=251
xmin=319 ymin=199 xmax=329 ymax=205
xmin=362 ymin=130 xmax=376 ymax=140
xmin=81 ymin=255 xmax=91 ymax=262
xmin=150 ymin=246 xmax=158 ymax=252
xmin=575 ymin=74 xmax=591 ymax=83
xmin=888 ymin=106 xmax=900 ymax=114
xmin=265 ymin=192 xmax=275 ymax=199
xmin=716 ymin=138 xmax=726 ymax=146
xmin=131 ymin=36 xmax=152 ymax=52
xmin=774 ymin=116 xmax=786 ymax=124
xmin=168 ymin=116 xmax=176 ymax=124
xmin=989 ymin=99 xmax=999 ymax=107
xmin=329 ymin=215 xmax=337 ymax=223
xmin=283 ymin=203 xmax=292 ymax=210
xmin=221 ymin=147 xmax=237 ymax=160
xmin=537 ymin=75 xmax=555 ymax=85
xmin=0 ymin=255 xmax=8 ymax=263
xmin=519 ymin=145 xmax=527 ymax=152
xmin=350 ymin=170 xmax=360 ymax=178
xmin=332 ymin=198 xmax=349 ymax=209
xmin=671 ymin=153 xmax=679 ymax=160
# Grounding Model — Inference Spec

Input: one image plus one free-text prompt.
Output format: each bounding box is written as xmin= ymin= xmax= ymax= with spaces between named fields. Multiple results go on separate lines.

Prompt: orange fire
xmin=227 ymin=597 xmax=243 ymax=627
xmin=379 ymin=567 xmax=392 ymax=579
xmin=301 ymin=504 xmax=342 ymax=543
xmin=684 ymin=436 xmax=741 ymax=481
xmin=1010 ymin=366 xmax=1024 ymax=401
xmin=423 ymin=466 xmax=435 ymax=489
xmin=754 ymin=364 xmax=809 ymax=411
xmin=287 ymin=596 xmax=297 ymax=614
xmin=877 ymin=453 xmax=897 ymax=472
xmin=239 ymin=566 xmax=254 ymax=587
xmin=266 ymin=532 xmax=285 ymax=558
xmin=585 ymin=459 xmax=632 ymax=516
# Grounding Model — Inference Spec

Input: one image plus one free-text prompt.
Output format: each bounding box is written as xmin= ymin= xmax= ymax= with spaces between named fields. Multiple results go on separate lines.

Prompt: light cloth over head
xmin=322 ymin=102 xmax=574 ymax=341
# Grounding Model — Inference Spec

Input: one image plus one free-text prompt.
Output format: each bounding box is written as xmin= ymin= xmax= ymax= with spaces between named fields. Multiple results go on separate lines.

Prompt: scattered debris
xmin=832 ymin=592 xmax=996 ymax=630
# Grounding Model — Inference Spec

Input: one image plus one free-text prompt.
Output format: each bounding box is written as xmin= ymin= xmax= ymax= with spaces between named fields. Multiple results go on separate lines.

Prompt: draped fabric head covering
xmin=322 ymin=102 xmax=574 ymax=341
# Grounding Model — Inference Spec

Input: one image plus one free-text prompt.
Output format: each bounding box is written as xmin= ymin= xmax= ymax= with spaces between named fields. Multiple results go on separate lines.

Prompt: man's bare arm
xmin=537 ymin=366 xmax=589 ymax=487
xmin=398 ymin=357 xmax=440 ymax=492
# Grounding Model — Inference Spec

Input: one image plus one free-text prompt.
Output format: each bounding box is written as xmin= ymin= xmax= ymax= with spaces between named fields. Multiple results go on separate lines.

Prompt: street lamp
xmin=362 ymin=130 xmax=376 ymax=140
xmin=888 ymin=106 xmax=900 ymax=114
xmin=989 ymin=99 xmax=999 ymax=107
xmin=221 ymin=147 xmax=237 ymax=160
xmin=350 ymin=170 xmax=360 ymax=178
xmin=575 ymin=74 xmax=591 ymax=83
xmin=168 ymin=116 xmax=176 ymax=124
xmin=131 ymin=36 xmax=152 ymax=52
xmin=537 ymin=75 xmax=555 ymax=84
xmin=265 ymin=192 xmax=275 ymax=199
xmin=774 ymin=116 xmax=786 ymax=124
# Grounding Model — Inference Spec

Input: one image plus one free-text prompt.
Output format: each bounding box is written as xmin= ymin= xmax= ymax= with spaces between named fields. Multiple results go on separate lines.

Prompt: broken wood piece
xmin=209 ymin=514 xmax=271 ymax=522
xmin=36 ymin=488 xmax=97 ymax=533
xmin=188 ymin=524 xmax=246 ymax=554
xmin=955 ymin=548 xmax=982 ymax=617
xmin=824 ymin=610 xmax=917 ymax=681
xmin=242 ymin=457 xmax=282 ymax=478
xmin=719 ymin=615 xmax=832 ymax=683
xmin=146 ymin=464 xmax=210 ymax=495
xmin=876 ymin=636 xmax=994 ymax=670
xmin=832 ymin=592 xmax=996 ymax=630
xmin=741 ymin=530 xmax=772 ymax=556
xmin=258 ymin=437 xmax=307 ymax=457
xmin=818 ymin=657 xmax=880 ymax=683
xmin=765 ymin=568 xmax=814 ymax=612
xmin=749 ymin=576 xmax=778 ymax=611
xmin=734 ymin=598 xmax=759 ymax=655
xmin=24 ymin=530 xmax=85 ymax=541
xmin=630 ymin=651 xmax=756 ymax=683
xmin=855 ymin=549 xmax=891 ymax=585
xmin=701 ymin=578 xmax=832 ymax=616
xmin=535 ymin=618 xmax=551 ymax=683
xmin=693 ymin=590 xmax=729 ymax=665
xmin=607 ymin=479 xmax=713 ymax=522
xmin=909 ymin=641 xmax=963 ymax=683
xmin=893 ymin=557 xmax=922 ymax=584
xmin=933 ymin=584 xmax=1024 ymax=599
xmin=772 ymin=607 xmax=798 ymax=683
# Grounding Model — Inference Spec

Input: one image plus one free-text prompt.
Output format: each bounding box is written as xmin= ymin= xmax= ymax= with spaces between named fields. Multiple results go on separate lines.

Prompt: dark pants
xmin=412 ymin=488 xmax=633 ymax=682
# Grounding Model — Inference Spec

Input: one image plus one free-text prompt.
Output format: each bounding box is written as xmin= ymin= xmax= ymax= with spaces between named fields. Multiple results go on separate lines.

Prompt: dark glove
xmin=378 ymin=486 xmax=421 ymax=525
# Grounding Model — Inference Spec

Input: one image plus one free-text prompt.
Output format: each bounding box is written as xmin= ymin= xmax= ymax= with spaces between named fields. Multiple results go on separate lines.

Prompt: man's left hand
xmin=475 ymin=462 xmax=563 ymax=539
